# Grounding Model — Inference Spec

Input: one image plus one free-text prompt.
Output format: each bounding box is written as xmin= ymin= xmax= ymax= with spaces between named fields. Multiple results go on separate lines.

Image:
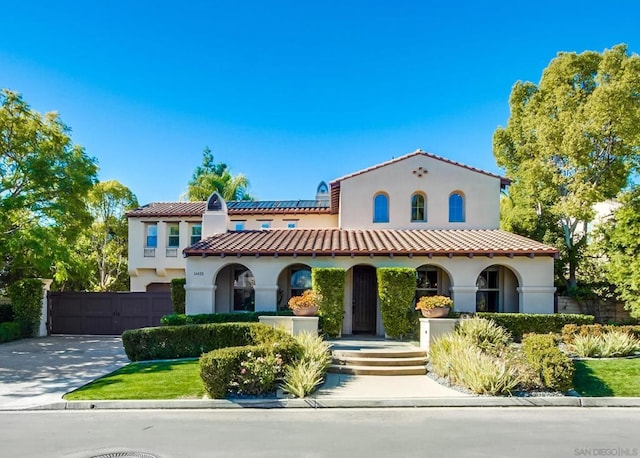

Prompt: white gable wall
xmin=338 ymin=154 xmax=501 ymax=230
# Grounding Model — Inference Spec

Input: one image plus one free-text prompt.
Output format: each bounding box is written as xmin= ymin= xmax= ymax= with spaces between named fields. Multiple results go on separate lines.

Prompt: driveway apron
xmin=0 ymin=336 xmax=129 ymax=410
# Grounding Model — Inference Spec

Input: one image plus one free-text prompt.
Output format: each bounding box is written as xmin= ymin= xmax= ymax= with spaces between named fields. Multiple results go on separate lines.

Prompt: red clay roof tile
xmin=183 ymin=228 xmax=557 ymax=257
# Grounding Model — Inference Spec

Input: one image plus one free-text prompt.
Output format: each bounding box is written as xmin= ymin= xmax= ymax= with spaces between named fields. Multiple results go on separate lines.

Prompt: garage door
xmin=48 ymin=292 xmax=174 ymax=335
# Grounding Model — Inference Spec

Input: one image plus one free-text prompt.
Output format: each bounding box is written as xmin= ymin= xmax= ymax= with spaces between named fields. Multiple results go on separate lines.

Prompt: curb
xmin=14 ymin=396 xmax=640 ymax=411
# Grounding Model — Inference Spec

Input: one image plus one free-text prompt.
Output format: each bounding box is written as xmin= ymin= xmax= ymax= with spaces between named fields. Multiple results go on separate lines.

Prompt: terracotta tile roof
xmin=329 ymin=150 xmax=511 ymax=188
xmin=126 ymin=200 xmax=330 ymax=217
xmin=183 ymin=229 xmax=557 ymax=257
xmin=126 ymin=202 xmax=206 ymax=218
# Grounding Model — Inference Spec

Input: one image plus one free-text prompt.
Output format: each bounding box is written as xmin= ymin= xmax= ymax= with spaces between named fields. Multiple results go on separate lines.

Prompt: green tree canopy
xmin=57 ymin=180 xmax=138 ymax=291
xmin=185 ymin=147 xmax=253 ymax=201
xmin=0 ymin=89 xmax=98 ymax=287
xmin=598 ymin=189 xmax=640 ymax=318
xmin=493 ymin=44 xmax=640 ymax=289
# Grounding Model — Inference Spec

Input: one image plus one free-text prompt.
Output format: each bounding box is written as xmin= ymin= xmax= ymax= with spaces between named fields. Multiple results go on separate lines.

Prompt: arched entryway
xmin=351 ymin=265 xmax=377 ymax=334
xmin=215 ymin=263 xmax=255 ymax=313
xmin=475 ymin=265 xmax=519 ymax=313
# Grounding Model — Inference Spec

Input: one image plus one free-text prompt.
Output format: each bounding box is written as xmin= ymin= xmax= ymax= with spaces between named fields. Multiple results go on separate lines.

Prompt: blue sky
xmin=2 ymin=1 xmax=640 ymax=205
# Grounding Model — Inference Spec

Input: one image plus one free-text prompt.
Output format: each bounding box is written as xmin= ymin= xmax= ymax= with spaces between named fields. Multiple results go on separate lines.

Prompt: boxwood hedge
xmin=475 ymin=313 xmax=594 ymax=342
xmin=122 ymin=322 xmax=296 ymax=361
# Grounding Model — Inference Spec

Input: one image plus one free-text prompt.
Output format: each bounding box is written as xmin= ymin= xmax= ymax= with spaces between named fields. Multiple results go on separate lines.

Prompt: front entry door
xmin=352 ymin=266 xmax=377 ymax=334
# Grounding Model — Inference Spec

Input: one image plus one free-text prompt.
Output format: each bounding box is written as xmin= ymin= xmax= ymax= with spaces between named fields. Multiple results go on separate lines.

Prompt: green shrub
xmin=312 ymin=268 xmax=345 ymax=338
xmin=377 ymin=268 xmax=417 ymax=339
xmin=456 ymin=317 xmax=512 ymax=354
xmin=231 ymin=352 xmax=285 ymax=396
xmin=122 ymin=322 xmax=295 ymax=361
xmin=170 ymin=278 xmax=186 ymax=314
xmin=562 ymin=324 xmax=640 ymax=344
xmin=601 ymin=332 xmax=640 ymax=357
xmin=280 ymin=332 xmax=332 ymax=398
xmin=429 ymin=333 xmax=519 ymax=395
xmin=281 ymin=360 xmax=327 ymax=398
xmin=570 ymin=331 xmax=640 ymax=357
xmin=199 ymin=338 xmax=299 ymax=399
xmin=568 ymin=334 xmax=602 ymax=357
xmin=160 ymin=310 xmax=294 ymax=326
xmin=476 ymin=313 xmax=594 ymax=342
xmin=521 ymin=334 xmax=574 ymax=392
xmin=7 ymin=279 xmax=44 ymax=337
xmin=0 ymin=302 xmax=14 ymax=323
xmin=0 ymin=321 xmax=22 ymax=343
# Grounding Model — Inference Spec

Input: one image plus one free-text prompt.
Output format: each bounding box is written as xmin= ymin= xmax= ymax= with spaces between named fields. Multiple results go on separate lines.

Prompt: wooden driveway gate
xmin=48 ymin=292 xmax=173 ymax=335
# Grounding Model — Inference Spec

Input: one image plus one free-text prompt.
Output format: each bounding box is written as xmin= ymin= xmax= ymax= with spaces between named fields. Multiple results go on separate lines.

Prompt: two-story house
xmin=127 ymin=150 xmax=558 ymax=335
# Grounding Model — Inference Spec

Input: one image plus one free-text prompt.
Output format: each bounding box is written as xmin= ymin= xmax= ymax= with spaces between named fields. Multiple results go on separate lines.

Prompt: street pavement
xmin=1 ymin=335 xmax=640 ymax=410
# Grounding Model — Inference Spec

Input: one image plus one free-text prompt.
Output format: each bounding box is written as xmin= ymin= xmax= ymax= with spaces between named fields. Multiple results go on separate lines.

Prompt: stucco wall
xmin=185 ymin=254 xmax=556 ymax=334
xmin=337 ymin=154 xmax=501 ymax=230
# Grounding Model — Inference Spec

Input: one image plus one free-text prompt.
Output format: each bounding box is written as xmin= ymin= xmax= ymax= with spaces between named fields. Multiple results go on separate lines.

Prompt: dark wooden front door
xmin=352 ymin=266 xmax=377 ymax=334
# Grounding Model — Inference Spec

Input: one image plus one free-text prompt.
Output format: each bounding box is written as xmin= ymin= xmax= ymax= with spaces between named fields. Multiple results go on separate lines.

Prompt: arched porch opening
xmin=215 ymin=263 xmax=255 ymax=313
xmin=415 ymin=265 xmax=452 ymax=302
xmin=276 ymin=263 xmax=312 ymax=311
xmin=475 ymin=265 xmax=520 ymax=313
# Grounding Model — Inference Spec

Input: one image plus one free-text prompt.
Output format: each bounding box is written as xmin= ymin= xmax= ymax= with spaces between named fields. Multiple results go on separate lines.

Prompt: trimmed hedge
xmin=312 ymin=268 xmax=345 ymax=338
xmin=8 ymin=279 xmax=43 ymax=337
xmin=200 ymin=339 xmax=299 ymax=399
xmin=475 ymin=313 xmax=595 ymax=342
xmin=170 ymin=278 xmax=186 ymax=314
xmin=521 ymin=333 xmax=574 ymax=392
xmin=0 ymin=302 xmax=14 ymax=323
xmin=377 ymin=267 xmax=416 ymax=339
xmin=0 ymin=321 xmax=22 ymax=343
xmin=122 ymin=322 xmax=295 ymax=361
xmin=161 ymin=310 xmax=294 ymax=326
xmin=562 ymin=324 xmax=640 ymax=343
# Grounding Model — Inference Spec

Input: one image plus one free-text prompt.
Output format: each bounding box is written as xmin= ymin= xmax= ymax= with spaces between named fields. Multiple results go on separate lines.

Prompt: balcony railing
xmin=144 ymin=248 xmax=156 ymax=257
xmin=166 ymin=248 xmax=178 ymax=257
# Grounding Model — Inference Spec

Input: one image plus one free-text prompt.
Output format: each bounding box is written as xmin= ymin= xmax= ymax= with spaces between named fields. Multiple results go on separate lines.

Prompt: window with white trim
xmin=411 ymin=193 xmax=426 ymax=222
xmin=145 ymin=224 xmax=157 ymax=248
xmin=167 ymin=224 xmax=179 ymax=248
xmin=476 ymin=268 xmax=499 ymax=312
xmin=190 ymin=224 xmax=202 ymax=245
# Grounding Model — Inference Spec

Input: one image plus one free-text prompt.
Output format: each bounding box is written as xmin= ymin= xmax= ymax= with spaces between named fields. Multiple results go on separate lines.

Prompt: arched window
xmin=449 ymin=192 xmax=465 ymax=222
xmin=411 ymin=193 xmax=426 ymax=222
xmin=373 ymin=193 xmax=389 ymax=223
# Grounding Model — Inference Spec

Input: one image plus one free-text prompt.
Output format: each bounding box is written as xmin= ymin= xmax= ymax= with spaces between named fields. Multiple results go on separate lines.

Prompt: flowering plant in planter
xmin=415 ymin=295 xmax=453 ymax=311
xmin=288 ymin=290 xmax=322 ymax=316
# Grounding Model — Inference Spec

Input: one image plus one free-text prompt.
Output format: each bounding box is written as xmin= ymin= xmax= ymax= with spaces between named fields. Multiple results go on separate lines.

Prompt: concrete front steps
xmin=329 ymin=348 xmax=427 ymax=376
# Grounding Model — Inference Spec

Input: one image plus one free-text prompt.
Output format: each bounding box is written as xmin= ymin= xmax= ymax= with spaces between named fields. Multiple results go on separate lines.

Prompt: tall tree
xmin=186 ymin=147 xmax=253 ymax=201
xmin=0 ymin=89 xmax=98 ymax=287
xmin=58 ymin=181 xmax=138 ymax=291
xmin=493 ymin=44 xmax=640 ymax=290
xmin=598 ymin=188 xmax=640 ymax=318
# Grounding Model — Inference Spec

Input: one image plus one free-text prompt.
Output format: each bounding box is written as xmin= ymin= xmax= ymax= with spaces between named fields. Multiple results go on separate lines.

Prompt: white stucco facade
xmin=128 ymin=150 xmax=557 ymax=335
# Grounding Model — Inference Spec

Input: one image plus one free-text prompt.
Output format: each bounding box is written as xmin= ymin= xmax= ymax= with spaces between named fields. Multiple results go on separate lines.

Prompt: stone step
xmin=327 ymin=364 xmax=427 ymax=376
xmin=331 ymin=349 xmax=426 ymax=359
xmin=332 ymin=355 xmax=428 ymax=367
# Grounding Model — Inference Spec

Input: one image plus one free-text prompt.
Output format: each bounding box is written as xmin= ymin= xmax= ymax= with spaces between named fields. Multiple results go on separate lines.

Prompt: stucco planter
xmin=258 ymin=316 xmax=319 ymax=336
xmin=292 ymin=307 xmax=318 ymax=317
xmin=420 ymin=306 xmax=450 ymax=318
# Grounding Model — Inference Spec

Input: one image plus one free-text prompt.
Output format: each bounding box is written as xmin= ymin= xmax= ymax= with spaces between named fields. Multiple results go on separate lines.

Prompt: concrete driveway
xmin=0 ymin=336 xmax=129 ymax=410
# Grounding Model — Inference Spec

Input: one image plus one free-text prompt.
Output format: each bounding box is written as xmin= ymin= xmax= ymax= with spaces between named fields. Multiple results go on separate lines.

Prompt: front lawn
xmin=64 ymin=359 xmax=204 ymax=400
xmin=573 ymin=358 xmax=640 ymax=397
